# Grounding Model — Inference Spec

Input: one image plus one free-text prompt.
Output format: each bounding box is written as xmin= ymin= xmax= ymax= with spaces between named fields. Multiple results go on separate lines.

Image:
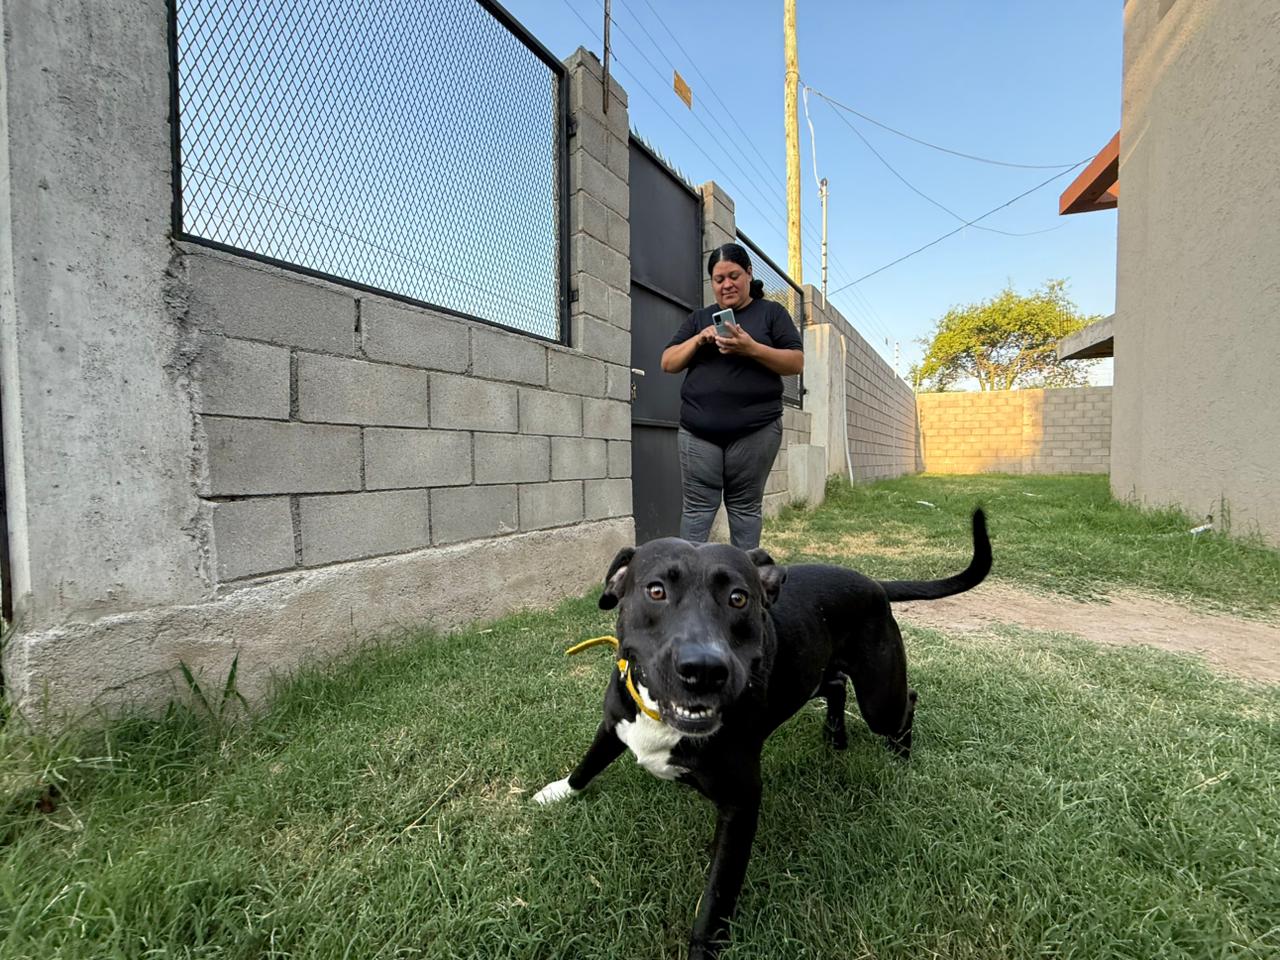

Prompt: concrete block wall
xmin=185 ymin=47 xmax=634 ymax=584
xmin=1 ymin=35 xmax=634 ymax=721
xmin=917 ymin=386 xmax=1111 ymax=474
xmin=190 ymin=248 xmax=632 ymax=580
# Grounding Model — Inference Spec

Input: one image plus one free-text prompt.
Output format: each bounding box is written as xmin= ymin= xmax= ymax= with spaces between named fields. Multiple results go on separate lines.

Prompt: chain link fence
xmin=172 ymin=0 xmax=568 ymax=341
xmin=736 ymin=231 xmax=804 ymax=407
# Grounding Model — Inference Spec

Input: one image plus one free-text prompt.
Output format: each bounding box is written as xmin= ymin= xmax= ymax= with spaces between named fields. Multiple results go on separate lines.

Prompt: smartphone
xmin=712 ymin=308 xmax=735 ymax=338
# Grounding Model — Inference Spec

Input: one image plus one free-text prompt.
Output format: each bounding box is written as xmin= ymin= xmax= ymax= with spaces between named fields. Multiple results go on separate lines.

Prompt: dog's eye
xmin=728 ymin=589 xmax=748 ymax=609
xmin=646 ymin=582 xmax=667 ymax=601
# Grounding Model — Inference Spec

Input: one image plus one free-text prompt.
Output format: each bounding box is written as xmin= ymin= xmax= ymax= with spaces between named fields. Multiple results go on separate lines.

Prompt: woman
xmin=660 ymin=243 xmax=804 ymax=550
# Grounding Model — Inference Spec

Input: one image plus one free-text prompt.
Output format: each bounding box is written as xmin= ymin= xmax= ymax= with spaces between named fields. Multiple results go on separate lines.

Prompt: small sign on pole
xmin=673 ymin=70 xmax=692 ymax=109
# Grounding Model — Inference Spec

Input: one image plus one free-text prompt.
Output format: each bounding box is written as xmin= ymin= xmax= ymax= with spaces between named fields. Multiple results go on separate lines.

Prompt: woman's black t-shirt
xmin=665 ymin=298 xmax=803 ymax=446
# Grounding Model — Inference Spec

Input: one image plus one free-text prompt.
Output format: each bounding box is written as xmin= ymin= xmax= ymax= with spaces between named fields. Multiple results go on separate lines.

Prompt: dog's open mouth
xmin=664 ymin=701 xmax=722 ymax=735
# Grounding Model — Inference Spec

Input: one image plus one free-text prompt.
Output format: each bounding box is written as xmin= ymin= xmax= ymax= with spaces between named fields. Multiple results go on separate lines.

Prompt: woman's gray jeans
xmin=677 ymin=418 xmax=783 ymax=550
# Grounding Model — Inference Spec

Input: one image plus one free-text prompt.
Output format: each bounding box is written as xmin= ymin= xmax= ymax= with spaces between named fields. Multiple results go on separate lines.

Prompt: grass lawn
xmin=2 ymin=475 xmax=1278 ymax=959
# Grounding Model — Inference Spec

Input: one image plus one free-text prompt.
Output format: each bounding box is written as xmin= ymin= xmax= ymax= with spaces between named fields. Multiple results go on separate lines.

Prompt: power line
xmin=557 ymin=0 xmax=898 ymax=353
xmin=561 ymin=0 xmax=812 ymax=282
xmin=811 ymin=86 xmax=1069 ymax=238
xmin=631 ymin=0 xmax=784 ymax=192
xmin=806 ymin=86 xmax=1085 ymax=170
xmin=561 ymin=0 xmax=795 ymax=249
xmin=615 ymin=0 xmax=784 ymax=197
xmin=828 ymin=160 xmax=1090 ymax=294
xmin=605 ymin=11 xmax=793 ymax=227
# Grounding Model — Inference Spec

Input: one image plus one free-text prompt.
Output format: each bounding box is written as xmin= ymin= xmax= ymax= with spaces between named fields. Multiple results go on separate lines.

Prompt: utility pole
xmin=819 ymin=176 xmax=828 ymax=300
xmin=784 ymin=0 xmax=802 ymax=283
xmin=603 ymin=0 xmax=611 ymax=114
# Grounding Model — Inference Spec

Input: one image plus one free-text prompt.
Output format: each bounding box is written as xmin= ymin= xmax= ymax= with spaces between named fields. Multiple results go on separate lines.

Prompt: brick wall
xmin=917 ymin=386 xmax=1111 ymax=474
xmin=190 ymin=49 xmax=634 ymax=585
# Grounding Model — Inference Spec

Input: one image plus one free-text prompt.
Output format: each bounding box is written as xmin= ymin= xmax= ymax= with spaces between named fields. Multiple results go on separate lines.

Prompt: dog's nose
xmin=673 ymin=645 xmax=730 ymax=694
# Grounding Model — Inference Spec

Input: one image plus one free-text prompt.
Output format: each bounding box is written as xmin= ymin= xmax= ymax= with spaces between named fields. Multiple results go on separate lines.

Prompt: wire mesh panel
xmin=736 ymin=231 xmax=804 ymax=407
xmin=173 ymin=0 xmax=567 ymax=341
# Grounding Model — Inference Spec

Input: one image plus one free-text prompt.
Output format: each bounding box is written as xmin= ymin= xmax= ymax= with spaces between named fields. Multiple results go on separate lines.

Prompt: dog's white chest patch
xmin=616 ymin=714 xmax=686 ymax=780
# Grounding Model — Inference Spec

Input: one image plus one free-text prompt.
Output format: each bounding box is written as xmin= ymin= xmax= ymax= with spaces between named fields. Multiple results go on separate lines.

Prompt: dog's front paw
xmin=688 ymin=938 xmax=720 ymax=960
xmin=532 ymin=777 xmax=579 ymax=805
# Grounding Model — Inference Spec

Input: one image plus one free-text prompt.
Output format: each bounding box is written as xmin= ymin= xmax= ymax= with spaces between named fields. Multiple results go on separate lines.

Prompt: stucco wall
xmin=804 ymin=292 xmax=918 ymax=483
xmin=1113 ymin=0 xmax=1280 ymax=542
xmin=917 ymin=387 xmax=1111 ymax=475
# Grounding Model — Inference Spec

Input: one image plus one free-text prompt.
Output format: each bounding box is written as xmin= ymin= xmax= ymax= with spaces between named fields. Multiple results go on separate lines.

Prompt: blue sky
xmin=502 ymin=0 xmax=1121 ymax=379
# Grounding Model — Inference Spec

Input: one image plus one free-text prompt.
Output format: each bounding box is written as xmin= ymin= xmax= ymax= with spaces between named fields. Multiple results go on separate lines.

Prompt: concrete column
xmin=800 ymin=285 xmax=849 ymax=481
xmin=1 ymin=0 xmax=210 ymax=630
xmin=700 ymin=181 xmax=736 ymax=307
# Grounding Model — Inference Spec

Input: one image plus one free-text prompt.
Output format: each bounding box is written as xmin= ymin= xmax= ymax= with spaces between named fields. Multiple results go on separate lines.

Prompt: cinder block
xmin=604 ymin=364 xmax=632 ymax=402
xmin=604 ymin=132 xmax=629 ymax=183
xmin=475 ymin=434 xmax=551 ymax=484
xmin=570 ymin=112 xmax=609 ymax=166
xmin=299 ymin=490 xmax=430 ymax=565
xmin=365 ymin=427 xmax=471 ymax=489
xmin=185 ymin=253 xmax=356 ymax=355
xmin=574 ymin=315 xmax=631 ymax=366
xmin=548 ymin=350 xmax=607 ymax=397
xmin=606 ymin=206 xmax=629 ymax=257
xmin=211 ymin=497 xmax=295 ymax=580
xmin=431 ymin=484 xmax=518 ymax=545
xmin=471 ymin=326 xmax=548 ymax=386
xmin=573 ymin=231 xmax=629 ymax=293
xmin=199 ymin=335 xmax=290 ymax=420
xmin=585 ymin=478 xmax=632 ymax=520
xmin=430 ymin=374 xmax=518 ymax=432
xmin=582 ymin=397 xmax=630 ymax=440
xmin=360 ymin=299 xmax=469 ymax=372
xmin=608 ymin=440 xmax=632 ymax=478
xmin=298 ymin=354 xmax=430 ymax=427
xmin=552 ymin=436 xmax=608 ymax=479
xmin=205 ymin=419 xmax=361 ymax=496
xmin=519 ymin=388 xmax=583 ymax=436
xmin=572 ymin=274 xmax=611 ymax=321
xmin=519 ymin=480 xmax=585 ymax=530
xmin=572 ymin=190 xmax=609 ymax=243
xmin=571 ymin=151 xmax=628 ymax=220
xmin=607 ymin=287 xmax=631 ymax=331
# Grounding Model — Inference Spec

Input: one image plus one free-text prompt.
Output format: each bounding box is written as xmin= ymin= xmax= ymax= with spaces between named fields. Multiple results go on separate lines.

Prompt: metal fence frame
xmin=166 ymin=0 xmax=572 ymax=345
xmin=736 ymin=229 xmax=805 ymax=407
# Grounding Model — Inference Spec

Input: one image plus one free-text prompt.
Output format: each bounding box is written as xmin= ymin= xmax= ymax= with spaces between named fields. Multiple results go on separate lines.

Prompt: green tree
xmin=914 ymin=280 xmax=1100 ymax=392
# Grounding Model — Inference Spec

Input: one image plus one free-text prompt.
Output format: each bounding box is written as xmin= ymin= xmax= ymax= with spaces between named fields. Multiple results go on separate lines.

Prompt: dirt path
xmin=894 ymin=583 xmax=1280 ymax=683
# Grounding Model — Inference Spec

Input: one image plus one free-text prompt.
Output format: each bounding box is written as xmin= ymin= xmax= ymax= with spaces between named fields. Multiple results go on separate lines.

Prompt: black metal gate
xmin=628 ymin=138 xmax=702 ymax=544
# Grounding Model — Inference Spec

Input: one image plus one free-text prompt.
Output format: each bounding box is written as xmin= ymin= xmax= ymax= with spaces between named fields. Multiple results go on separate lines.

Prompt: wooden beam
xmin=1059 ymin=131 xmax=1120 ymax=215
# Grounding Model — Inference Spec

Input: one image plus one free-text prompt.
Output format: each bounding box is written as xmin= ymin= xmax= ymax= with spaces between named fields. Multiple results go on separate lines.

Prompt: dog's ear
xmin=599 ymin=546 xmax=636 ymax=610
xmin=746 ymin=548 xmax=786 ymax=607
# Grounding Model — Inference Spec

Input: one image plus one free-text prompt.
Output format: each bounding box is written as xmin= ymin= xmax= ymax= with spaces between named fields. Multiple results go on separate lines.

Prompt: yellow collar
xmin=566 ymin=635 xmax=663 ymax=723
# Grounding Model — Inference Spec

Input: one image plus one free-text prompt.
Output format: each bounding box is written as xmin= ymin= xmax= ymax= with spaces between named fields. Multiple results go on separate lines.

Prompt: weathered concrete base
xmin=3 ymin=518 xmax=633 ymax=725
xmin=787 ymin=444 xmax=827 ymax=507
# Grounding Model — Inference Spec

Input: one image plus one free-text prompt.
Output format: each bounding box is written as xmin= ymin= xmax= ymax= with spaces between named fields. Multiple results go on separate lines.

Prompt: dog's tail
xmin=880 ymin=508 xmax=991 ymax=602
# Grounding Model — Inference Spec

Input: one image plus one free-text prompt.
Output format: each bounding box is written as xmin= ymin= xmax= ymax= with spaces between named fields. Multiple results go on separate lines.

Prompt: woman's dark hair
xmin=707 ymin=243 xmax=766 ymax=299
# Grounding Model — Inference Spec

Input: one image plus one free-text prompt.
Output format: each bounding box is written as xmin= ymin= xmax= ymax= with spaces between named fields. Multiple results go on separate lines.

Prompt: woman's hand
xmin=714 ymin=322 xmax=756 ymax=356
xmin=662 ymin=323 xmax=719 ymax=373
xmin=716 ymin=322 xmax=804 ymax=375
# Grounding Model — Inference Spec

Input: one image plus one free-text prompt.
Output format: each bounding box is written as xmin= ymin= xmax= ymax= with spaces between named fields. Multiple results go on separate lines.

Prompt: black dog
xmin=534 ymin=510 xmax=991 ymax=957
